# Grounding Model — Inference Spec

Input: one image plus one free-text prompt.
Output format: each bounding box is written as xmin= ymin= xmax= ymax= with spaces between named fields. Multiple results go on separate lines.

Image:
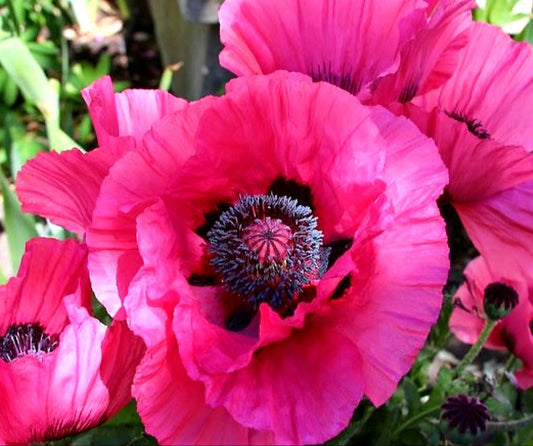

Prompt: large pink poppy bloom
xmin=219 ymin=0 xmax=474 ymax=103
xmin=0 ymin=237 xmax=145 ymax=444
xmin=391 ymin=102 xmax=533 ymax=280
xmin=84 ymin=72 xmax=449 ymax=444
xmin=414 ymin=21 xmax=533 ymax=149
xmin=16 ymin=76 xmax=186 ymax=235
xmin=450 ymin=256 xmax=533 ymax=389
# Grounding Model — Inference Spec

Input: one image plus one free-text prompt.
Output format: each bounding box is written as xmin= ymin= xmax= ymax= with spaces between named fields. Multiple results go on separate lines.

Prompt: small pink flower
xmin=450 ymin=256 xmax=533 ymax=389
xmin=16 ymin=76 xmax=186 ymax=235
xmin=219 ymin=0 xmax=474 ymax=102
xmin=83 ymin=72 xmax=449 ymax=444
xmin=0 ymin=238 xmax=145 ymax=444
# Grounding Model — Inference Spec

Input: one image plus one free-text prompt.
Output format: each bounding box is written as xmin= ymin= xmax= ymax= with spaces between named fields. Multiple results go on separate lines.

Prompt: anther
xmin=208 ymin=194 xmax=328 ymax=313
xmin=0 ymin=323 xmax=58 ymax=362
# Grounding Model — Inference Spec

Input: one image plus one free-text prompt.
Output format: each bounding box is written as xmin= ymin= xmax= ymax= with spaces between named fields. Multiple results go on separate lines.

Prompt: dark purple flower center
xmin=208 ymin=194 xmax=328 ymax=314
xmin=441 ymin=394 xmax=490 ymax=436
xmin=0 ymin=322 xmax=59 ymax=362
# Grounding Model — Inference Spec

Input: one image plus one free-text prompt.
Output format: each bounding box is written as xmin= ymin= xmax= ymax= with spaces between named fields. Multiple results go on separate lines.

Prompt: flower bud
xmin=441 ymin=394 xmax=490 ymax=443
xmin=483 ymin=282 xmax=519 ymax=321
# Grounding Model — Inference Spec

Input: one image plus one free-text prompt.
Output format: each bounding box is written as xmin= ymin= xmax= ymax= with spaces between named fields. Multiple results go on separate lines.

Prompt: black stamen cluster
xmin=0 ymin=322 xmax=59 ymax=362
xmin=208 ymin=194 xmax=327 ymax=313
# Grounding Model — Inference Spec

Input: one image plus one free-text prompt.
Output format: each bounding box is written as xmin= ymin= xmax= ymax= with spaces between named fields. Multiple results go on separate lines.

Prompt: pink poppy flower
xmin=84 ymin=72 xmax=449 ymax=444
xmin=414 ymin=21 xmax=533 ymax=149
xmin=219 ymin=0 xmax=474 ymax=102
xmin=16 ymin=76 xmax=186 ymax=235
xmin=450 ymin=256 xmax=533 ymax=389
xmin=0 ymin=237 xmax=145 ymax=444
xmin=391 ymin=103 xmax=533 ymax=280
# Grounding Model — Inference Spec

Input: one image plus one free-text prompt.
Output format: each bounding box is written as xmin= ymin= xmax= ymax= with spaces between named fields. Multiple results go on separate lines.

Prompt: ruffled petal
xmin=395 ymin=105 xmax=533 ymax=200
xmin=449 ymin=257 xmax=497 ymax=346
xmin=0 ymin=238 xmax=90 ymax=336
xmin=455 ymin=182 xmax=533 ymax=280
xmin=189 ymin=73 xmax=391 ymax=240
xmin=133 ymin=339 xmax=274 ymax=445
xmin=82 ymin=76 xmax=187 ymax=147
xmin=16 ymin=145 xmax=130 ymax=234
xmin=98 ymin=315 xmax=146 ymax=417
xmin=370 ymin=0 xmax=473 ymax=104
xmin=124 ymin=199 xmax=203 ymax=346
xmin=415 ymin=22 xmax=533 ymax=148
xmin=324 ymin=111 xmax=449 ymax=405
xmin=220 ymin=0 xmax=427 ymax=96
xmin=87 ymin=98 xmax=218 ymax=316
xmin=198 ymin=321 xmax=364 ymax=445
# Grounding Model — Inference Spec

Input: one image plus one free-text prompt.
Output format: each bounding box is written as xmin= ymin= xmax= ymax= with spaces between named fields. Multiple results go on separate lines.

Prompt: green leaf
xmin=0 ymin=264 xmax=7 ymax=285
xmin=0 ymin=37 xmax=80 ymax=152
xmin=517 ymin=19 xmax=533 ymax=44
xmin=2 ymin=75 xmax=19 ymax=107
xmin=10 ymin=138 xmax=44 ymax=179
xmin=403 ymin=377 xmax=422 ymax=414
xmin=436 ymin=366 xmax=453 ymax=390
xmin=478 ymin=0 xmax=533 ymax=34
xmin=0 ymin=169 xmax=38 ymax=271
xmin=0 ymin=35 xmax=58 ymax=121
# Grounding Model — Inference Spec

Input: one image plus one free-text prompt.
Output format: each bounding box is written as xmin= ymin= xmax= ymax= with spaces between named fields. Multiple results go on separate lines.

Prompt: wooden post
xmin=147 ymin=0 xmax=232 ymax=100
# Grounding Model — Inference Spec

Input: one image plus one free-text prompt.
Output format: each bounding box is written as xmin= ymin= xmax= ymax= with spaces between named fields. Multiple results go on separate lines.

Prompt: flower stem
xmin=391 ymin=405 xmax=441 ymax=439
xmin=454 ymin=319 xmax=496 ymax=378
xmin=488 ymin=413 xmax=533 ymax=432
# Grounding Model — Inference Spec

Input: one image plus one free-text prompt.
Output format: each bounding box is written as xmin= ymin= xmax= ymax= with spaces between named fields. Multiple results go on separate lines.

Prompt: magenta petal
xmin=449 ymin=257 xmax=496 ymax=346
xmin=0 ymin=238 xmax=90 ymax=336
xmin=396 ymin=104 xmax=533 ymax=200
xmin=326 ymin=109 xmax=449 ymax=405
xmin=82 ymin=76 xmax=187 ymax=147
xmin=133 ymin=339 xmax=274 ymax=445
xmin=220 ymin=0 xmax=427 ymax=95
xmin=194 ymin=73 xmax=394 ymax=239
xmin=87 ymin=99 xmax=217 ymax=316
xmin=415 ymin=22 xmax=533 ymax=148
xmin=456 ymin=182 xmax=533 ymax=280
xmin=201 ymin=323 xmax=365 ymax=445
xmin=370 ymin=0 xmax=473 ymax=105
xmin=17 ymin=145 xmax=130 ymax=234
xmin=99 ymin=319 xmax=146 ymax=417
xmin=125 ymin=199 xmax=203 ymax=346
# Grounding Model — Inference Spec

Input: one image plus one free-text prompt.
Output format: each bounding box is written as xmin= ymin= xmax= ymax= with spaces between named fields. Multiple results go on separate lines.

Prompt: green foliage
xmin=474 ymin=0 xmax=533 ymax=35
xmin=0 ymin=168 xmax=38 ymax=271
xmin=0 ymin=33 xmax=79 ymax=151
